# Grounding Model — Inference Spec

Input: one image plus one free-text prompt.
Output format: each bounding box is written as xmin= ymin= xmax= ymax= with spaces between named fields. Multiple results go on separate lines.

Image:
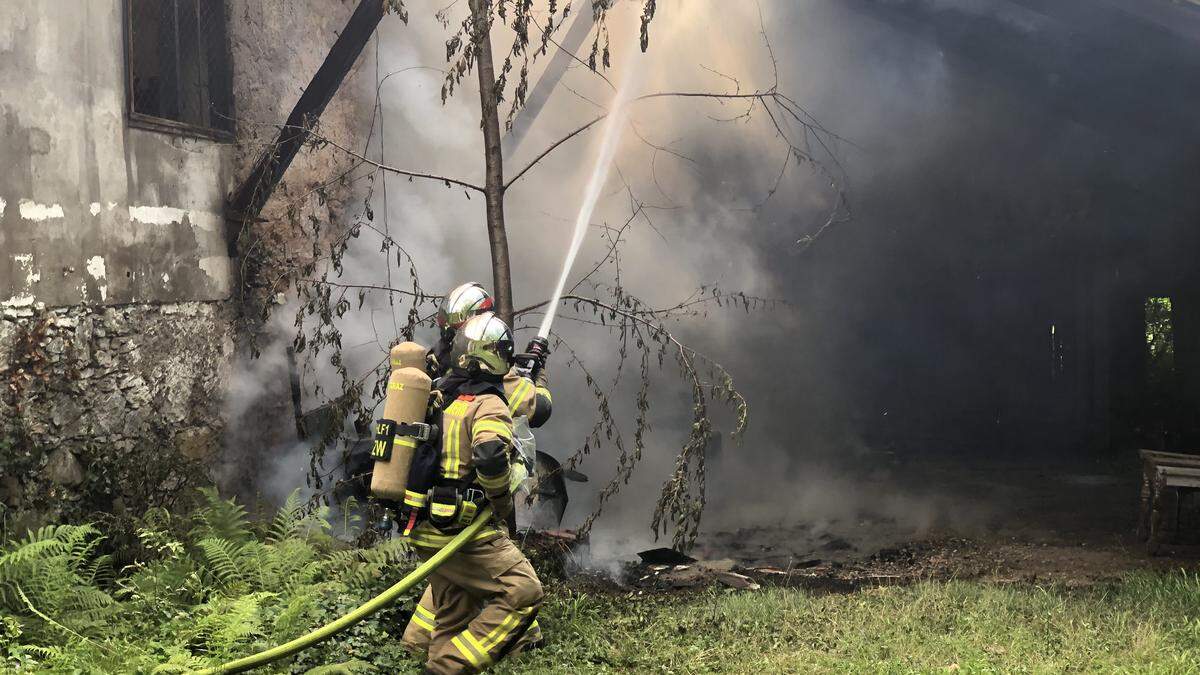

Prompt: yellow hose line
xmin=194 ymin=507 xmax=494 ymax=674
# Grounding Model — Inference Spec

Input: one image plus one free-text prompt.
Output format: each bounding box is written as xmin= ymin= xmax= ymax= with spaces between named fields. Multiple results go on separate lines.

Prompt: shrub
xmin=0 ymin=489 xmax=421 ymax=673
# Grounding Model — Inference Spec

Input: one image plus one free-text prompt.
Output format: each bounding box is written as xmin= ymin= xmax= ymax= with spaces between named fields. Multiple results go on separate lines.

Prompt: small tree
xmin=265 ymin=1 xmax=848 ymax=549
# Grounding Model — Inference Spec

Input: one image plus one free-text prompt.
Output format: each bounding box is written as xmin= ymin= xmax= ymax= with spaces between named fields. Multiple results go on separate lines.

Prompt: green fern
xmin=189 ymin=592 xmax=272 ymax=655
xmin=272 ymin=590 xmax=319 ymax=639
xmin=0 ymin=487 xmax=432 ymax=672
xmin=253 ymin=538 xmax=321 ymax=591
xmin=118 ymin=554 xmax=203 ymax=612
xmin=11 ymin=642 xmax=64 ymax=660
xmin=322 ymin=537 xmax=410 ymax=588
xmin=303 ymin=660 xmax=375 ymax=674
xmin=150 ymin=648 xmax=212 ymax=673
xmin=0 ymin=527 xmax=73 ymax=566
xmin=65 ymin=525 xmax=103 ymax=569
xmin=268 ymin=490 xmax=333 ymax=545
xmin=196 ymin=537 xmax=247 ymax=588
xmin=267 ymin=489 xmax=306 ymax=543
xmin=190 ymin=488 xmax=251 ymax=543
xmin=0 ymin=524 xmax=114 ymax=633
xmin=77 ymin=551 xmax=115 ymax=588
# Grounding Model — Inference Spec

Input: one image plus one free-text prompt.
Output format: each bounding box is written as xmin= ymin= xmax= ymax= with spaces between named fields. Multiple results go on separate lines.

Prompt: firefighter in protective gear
xmin=427 ymin=282 xmax=552 ymax=421
xmin=408 ymin=312 xmax=543 ymax=674
xmin=405 ymin=284 xmax=551 ymax=656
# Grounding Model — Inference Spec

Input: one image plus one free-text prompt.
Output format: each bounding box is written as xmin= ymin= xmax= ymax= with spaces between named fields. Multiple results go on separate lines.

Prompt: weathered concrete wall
xmin=0 ymin=0 xmax=233 ymax=308
xmin=220 ymin=0 xmax=375 ymax=501
xmin=227 ymin=0 xmax=370 ymax=287
xmin=0 ymin=0 xmax=373 ymax=519
xmin=0 ymin=0 xmax=236 ymax=520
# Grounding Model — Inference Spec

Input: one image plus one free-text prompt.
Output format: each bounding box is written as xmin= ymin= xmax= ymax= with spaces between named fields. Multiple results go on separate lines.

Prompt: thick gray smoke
xmin=240 ymin=0 xmax=1200 ymax=558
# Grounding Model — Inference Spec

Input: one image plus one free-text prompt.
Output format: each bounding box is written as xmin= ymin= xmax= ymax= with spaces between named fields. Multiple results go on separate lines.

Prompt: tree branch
xmin=503 ymin=113 xmax=606 ymax=189
xmin=295 ymin=278 xmax=441 ymax=302
xmin=304 ymin=127 xmax=486 ymax=192
xmin=501 ymin=87 xmax=852 ymax=243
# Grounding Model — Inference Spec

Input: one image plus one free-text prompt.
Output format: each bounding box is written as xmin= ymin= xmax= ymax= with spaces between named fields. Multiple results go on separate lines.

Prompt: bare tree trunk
xmin=469 ymin=0 xmax=514 ymax=325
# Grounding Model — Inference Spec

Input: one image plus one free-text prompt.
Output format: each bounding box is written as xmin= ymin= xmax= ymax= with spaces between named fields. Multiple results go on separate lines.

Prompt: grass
xmin=500 ymin=573 xmax=1200 ymax=674
xmin=3 ymin=490 xmax=1199 ymax=673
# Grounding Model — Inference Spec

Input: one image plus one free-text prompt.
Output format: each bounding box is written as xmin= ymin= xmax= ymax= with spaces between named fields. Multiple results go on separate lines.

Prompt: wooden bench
xmin=1140 ymin=449 xmax=1200 ymax=554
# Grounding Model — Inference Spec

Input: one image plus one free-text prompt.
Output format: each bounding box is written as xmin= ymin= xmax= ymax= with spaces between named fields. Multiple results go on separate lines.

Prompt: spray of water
xmin=537 ymin=74 xmax=640 ymax=338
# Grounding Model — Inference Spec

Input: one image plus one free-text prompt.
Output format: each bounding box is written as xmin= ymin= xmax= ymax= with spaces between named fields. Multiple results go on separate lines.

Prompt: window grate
xmin=127 ymin=0 xmax=234 ymax=137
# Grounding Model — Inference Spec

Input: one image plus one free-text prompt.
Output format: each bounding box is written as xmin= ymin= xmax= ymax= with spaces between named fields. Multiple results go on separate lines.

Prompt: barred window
xmin=126 ymin=0 xmax=234 ymax=138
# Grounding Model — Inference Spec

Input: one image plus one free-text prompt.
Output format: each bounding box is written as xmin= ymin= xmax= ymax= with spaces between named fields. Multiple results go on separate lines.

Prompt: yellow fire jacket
xmin=502 ymin=368 xmax=552 ymax=427
xmin=408 ymin=391 xmax=512 ymax=549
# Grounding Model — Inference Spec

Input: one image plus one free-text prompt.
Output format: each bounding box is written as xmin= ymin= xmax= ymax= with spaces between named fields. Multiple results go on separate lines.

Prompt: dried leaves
xmin=639 ymin=0 xmax=656 ymax=52
xmin=3 ymin=313 xmax=53 ymax=410
xmin=383 ymin=0 xmax=408 ymax=24
xmin=437 ymin=0 xmax=658 ymax=129
xmin=546 ymin=281 xmax=754 ymax=551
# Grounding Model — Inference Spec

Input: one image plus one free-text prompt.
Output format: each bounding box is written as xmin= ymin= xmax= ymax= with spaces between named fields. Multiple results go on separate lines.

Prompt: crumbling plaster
xmin=227 ymin=0 xmax=369 ymax=257
xmin=0 ymin=0 xmax=372 ymax=518
xmin=0 ymin=0 xmax=234 ymax=309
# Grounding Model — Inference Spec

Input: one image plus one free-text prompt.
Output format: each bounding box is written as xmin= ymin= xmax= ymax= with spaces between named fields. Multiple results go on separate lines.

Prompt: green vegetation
xmin=0 ymin=489 xmax=419 ymax=673
xmin=507 ymin=574 xmax=1200 ymax=674
xmin=2 ymin=492 xmax=1199 ymax=673
xmin=1146 ymin=296 xmax=1176 ymax=364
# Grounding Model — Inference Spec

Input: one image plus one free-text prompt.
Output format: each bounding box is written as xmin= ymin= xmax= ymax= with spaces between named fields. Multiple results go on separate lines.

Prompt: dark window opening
xmin=126 ymin=0 xmax=234 ymax=138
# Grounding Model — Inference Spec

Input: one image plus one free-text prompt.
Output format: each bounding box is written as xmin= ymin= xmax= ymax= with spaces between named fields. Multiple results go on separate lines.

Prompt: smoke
xmin=228 ymin=0 xmax=1200 ymax=557
xmin=217 ymin=313 xmax=294 ymax=502
xmin=879 ymin=0 xmax=1052 ymax=33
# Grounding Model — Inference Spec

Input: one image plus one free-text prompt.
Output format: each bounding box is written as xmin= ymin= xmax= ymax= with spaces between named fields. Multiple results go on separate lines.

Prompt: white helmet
xmin=450 ymin=312 xmax=514 ymax=376
xmin=437 ymin=282 xmax=494 ymax=332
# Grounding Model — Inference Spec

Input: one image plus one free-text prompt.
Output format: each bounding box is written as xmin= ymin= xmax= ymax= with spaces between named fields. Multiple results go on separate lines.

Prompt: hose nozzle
xmin=514 ymin=337 xmax=551 ymax=381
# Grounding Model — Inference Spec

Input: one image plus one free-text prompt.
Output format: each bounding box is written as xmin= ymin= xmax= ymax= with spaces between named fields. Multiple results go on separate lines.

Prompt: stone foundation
xmin=0 ymin=301 xmax=233 ymax=522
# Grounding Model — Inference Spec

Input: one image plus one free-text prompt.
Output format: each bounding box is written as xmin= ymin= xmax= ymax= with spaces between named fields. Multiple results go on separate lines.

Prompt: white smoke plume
xmin=229 ymin=0 xmax=1174 ymax=558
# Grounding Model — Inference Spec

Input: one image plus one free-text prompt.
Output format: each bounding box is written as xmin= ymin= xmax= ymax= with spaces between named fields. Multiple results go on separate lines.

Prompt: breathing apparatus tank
xmin=370 ymin=342 xmax=432 ymax=501
xmin=389 ymin=341 xmax=426 ymax=370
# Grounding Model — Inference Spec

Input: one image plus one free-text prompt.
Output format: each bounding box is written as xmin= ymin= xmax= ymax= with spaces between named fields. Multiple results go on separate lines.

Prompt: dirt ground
xmin=556 ymin=455 xmax=1200 ymax=593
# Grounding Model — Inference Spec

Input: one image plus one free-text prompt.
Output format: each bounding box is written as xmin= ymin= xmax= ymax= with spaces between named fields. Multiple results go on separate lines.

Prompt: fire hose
xmin=193 ymin=505 xmax=494 ymax=674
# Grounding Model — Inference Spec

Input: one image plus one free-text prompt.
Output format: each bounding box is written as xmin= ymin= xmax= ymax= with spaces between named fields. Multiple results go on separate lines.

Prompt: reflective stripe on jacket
xmin=410 ymin=391 xmax=514 ymax=548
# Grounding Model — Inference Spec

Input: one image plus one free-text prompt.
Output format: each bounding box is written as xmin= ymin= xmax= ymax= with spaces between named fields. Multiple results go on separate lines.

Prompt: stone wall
xmin=219 ymin=0 xmax=375 ymax=500
xmin=0 ymin=0 xmax=373 ymax=522
xmin=0 ymin=302 xmax=232 ymax=523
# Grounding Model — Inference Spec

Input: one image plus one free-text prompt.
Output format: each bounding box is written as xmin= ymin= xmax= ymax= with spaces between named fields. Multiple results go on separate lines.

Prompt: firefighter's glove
xmin=490 ymin=491 xmax=515 ymax=522
xmin=509 ymin=460 xmax=530 ymax=496
xmin=526 ymin=337 xmax=550 ymax=380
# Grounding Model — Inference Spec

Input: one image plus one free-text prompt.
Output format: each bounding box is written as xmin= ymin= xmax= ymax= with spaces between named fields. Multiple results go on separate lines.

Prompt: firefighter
xmin=405 ymin=283 xmax=551 ymax=656
xmin=408 ymin=311 xmax=543 ymax=674
xmin=427 ymin=283 xmax=552 ymax=428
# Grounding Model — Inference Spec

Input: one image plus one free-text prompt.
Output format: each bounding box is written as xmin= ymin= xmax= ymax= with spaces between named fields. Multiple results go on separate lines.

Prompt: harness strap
xmin=372 ymin=419 xmax=436 ymax=461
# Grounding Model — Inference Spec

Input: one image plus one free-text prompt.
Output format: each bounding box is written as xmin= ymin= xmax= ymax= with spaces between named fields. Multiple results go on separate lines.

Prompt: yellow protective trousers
xmin=403 ymin=585 xmax=543 ymax=655
xmin=416 ymin=534 xmax=543 ymax=674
